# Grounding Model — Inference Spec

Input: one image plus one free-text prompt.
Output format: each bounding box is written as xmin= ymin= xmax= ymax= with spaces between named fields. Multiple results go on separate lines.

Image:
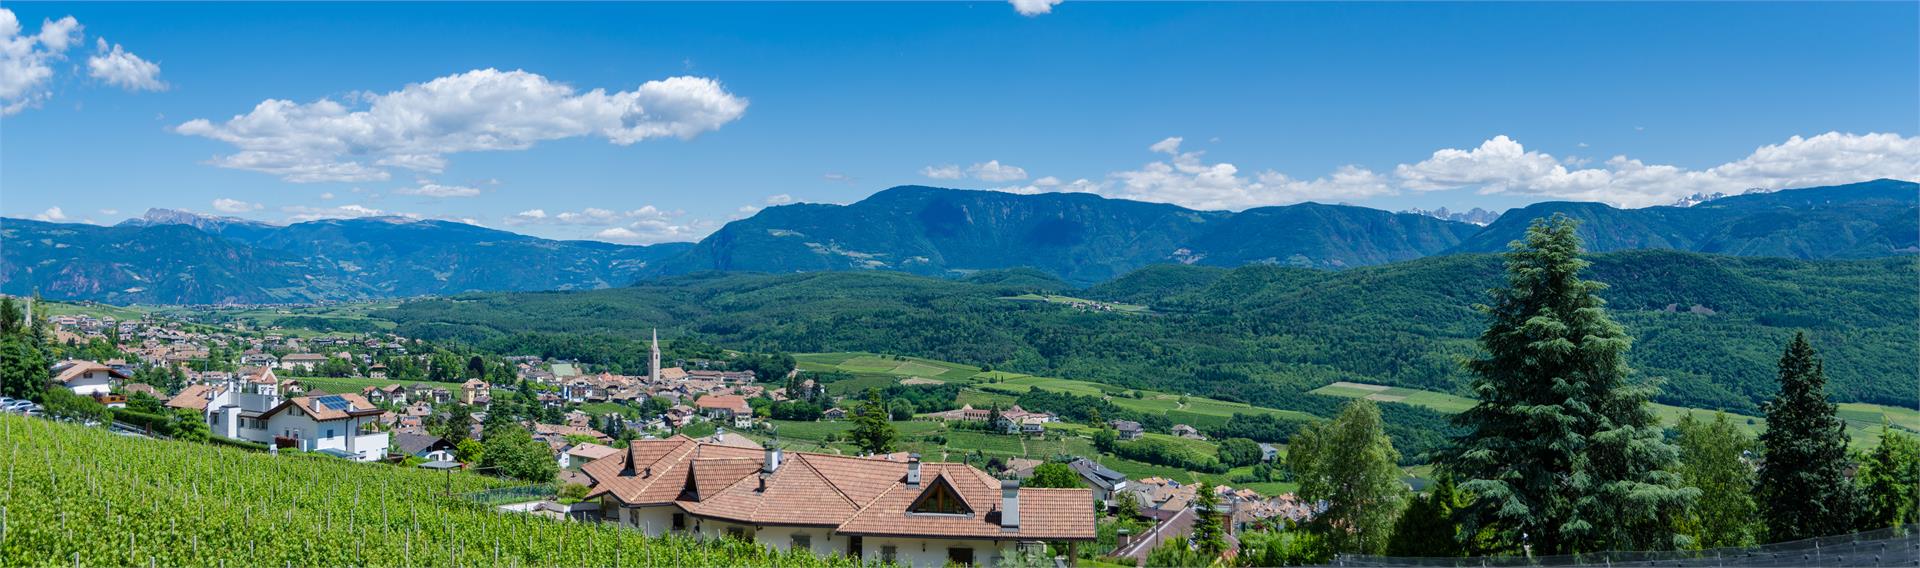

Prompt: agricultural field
xmin=1312 ymin=380 xmax=1912 ymax=449
xmin=0 ymin=415 xmax=860 ymax=567
xmin=998 ymin=294 xmax=1150 ymax=314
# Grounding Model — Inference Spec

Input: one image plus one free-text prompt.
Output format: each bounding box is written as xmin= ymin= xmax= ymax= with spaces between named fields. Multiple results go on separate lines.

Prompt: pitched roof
xmin=53 ymin=360 xmax=130 ymax=383
xmin=583 ymin=439 xmax=1095 ymax=541
xmin=694 ymin=394 xmax=750 ymax=413
xmin=165 ymin=384 xmax=217 ymax=411
xmin=567 ymin=443 xmax=621 ymax=461
xmin=259 ymin=393 xmax=383 ymax=422
xmin=393 ymin=432 xmax=451 ymax=455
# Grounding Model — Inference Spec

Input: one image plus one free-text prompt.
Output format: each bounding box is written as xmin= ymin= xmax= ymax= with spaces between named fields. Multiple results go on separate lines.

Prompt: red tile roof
xmin=583 ymin=437 xmax=1094 ymax=541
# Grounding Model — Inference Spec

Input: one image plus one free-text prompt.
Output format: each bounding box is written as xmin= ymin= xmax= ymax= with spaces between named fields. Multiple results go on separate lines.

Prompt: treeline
xmin=383 ymin=252 xmax=1917 ymax=416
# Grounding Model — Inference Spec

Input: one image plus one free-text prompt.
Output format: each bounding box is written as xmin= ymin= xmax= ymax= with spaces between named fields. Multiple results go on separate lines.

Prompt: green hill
xmin=382 ymin=250 xmax=1918 ymax=415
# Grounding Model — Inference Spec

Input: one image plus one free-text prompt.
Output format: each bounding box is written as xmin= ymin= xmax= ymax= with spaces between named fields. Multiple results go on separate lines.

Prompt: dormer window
xmin=906 ymin=476 xmax=972 ymax=515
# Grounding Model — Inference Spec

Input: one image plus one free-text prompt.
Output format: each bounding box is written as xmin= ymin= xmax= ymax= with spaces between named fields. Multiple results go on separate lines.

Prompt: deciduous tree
xmin=1675 ymin=412 xmax=1758 ymax=548
xmin=1294 ymin=400 xmax=1405 ymax=555
xmin=1855 ymin=428 xmax=1920 ymax=530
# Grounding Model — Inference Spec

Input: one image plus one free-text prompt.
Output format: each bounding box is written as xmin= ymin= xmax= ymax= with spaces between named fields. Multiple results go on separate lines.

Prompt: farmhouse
xmin=584 ymin=436 xmax=1095 ymax=567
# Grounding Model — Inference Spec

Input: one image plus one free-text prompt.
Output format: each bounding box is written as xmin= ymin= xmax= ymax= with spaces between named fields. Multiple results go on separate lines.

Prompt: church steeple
xmin=650 ymin=328 xmax=661 ymax=382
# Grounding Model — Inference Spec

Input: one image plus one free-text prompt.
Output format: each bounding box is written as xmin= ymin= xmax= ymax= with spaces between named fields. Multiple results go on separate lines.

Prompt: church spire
xmin=650 ymin=328 xmax=661 ymax=383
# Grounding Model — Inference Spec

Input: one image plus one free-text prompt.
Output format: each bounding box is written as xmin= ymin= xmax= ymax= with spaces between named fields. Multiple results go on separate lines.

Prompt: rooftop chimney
xmin=1001 ymin=479 xmax=1020 ymax=530
xmin=763 ymin=446 xmax=783 ymax=474
xmin=906 ymin=453 xmax=922 ymax=486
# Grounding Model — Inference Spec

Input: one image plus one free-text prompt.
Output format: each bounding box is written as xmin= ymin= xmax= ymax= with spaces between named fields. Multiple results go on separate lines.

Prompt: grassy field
xmin=1313 ymin=380 xmax=1911 ymax=449
xmin=998 ymin=294 xmax=1150 ymax=314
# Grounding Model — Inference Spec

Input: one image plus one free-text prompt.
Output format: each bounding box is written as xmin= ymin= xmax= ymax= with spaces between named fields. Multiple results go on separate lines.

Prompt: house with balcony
xmin=167 ymin=374 xmax=388 ymax=461
xmin=583 ymin=436 xmax=1096 ymax=567
xmin=51 ymin=360 xmax=130 ymax=408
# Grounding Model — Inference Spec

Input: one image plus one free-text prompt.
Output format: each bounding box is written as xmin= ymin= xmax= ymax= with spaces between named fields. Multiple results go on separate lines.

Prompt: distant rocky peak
xmin=1401 ymin=206 xmax=1501 ymax=226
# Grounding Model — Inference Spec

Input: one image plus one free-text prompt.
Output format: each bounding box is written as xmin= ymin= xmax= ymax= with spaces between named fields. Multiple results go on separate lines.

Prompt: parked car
xmin=1 ymin=400 xmax=34 ymax=412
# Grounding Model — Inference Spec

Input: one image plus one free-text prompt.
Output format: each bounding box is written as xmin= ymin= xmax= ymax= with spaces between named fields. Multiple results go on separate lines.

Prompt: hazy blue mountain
xmin=648 ymin=186 xmax=1480 ymax=284
xmin=1 ymin=214 xmax=690 ymax=303
xmin=1450 ymin=179 xmax=1918 ymax=257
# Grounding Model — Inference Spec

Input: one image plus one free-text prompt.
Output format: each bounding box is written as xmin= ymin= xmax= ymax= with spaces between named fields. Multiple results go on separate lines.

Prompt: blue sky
xmin=3 ymin=1 xmax=1916 ymax=244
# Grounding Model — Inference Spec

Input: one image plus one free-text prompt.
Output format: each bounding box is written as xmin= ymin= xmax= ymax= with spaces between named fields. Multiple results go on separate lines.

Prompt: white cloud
xmin=1010 ymin=0 xmax=1063 ymax=16
xmin=922 ymin=160 xmax=1031 ymax=183
xmin=968 ymin=160 xmax=1028 ymax=182
xmin=281 ymin=204 xmax=415 ymax=223
xmin=212 ymin=198 xmax=263 ymax=213
xmin=31 ymin=206 xmax=67 ymax=221
xmin=736 ymin=194 xmax=798 ymax=216
xmin=318 ymin=192 xmax=335 ymax=200
xmin=1393 ymin=132 xmax=1920 ymax=207
xmin=1090 ymin=137 xmax=1394 ymax=210
xmin=920 ymin=164 xmax=964 ymax=180
xmin=86 ymin=37 xmax=164 ymax=92
xmin=1000 ymin=132 xmax=1918 ymax=210
xmin=1149 ymin=136 xmax=1183 ymax=154
xmin=98 ymin=208 xmax=118 ymax=216
xmin=0 ymin=11 xmax=81 ymax=115
xmin=176 ymin=68 xmax=750 ymax=182
xmin=394 ymin=182 xmax=481 ymax=198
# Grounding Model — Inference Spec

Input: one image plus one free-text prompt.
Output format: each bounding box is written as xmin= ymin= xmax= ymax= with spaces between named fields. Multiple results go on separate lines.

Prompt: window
xmin=210 ymin=413 xmax=221 ymax=425
xmin=325 ymin=428 xmax=335 ymax=438
xmin=727 ymin=527 xmax=747 ymax=541
xmin=791 ymin=534 xmax=812 ymax=551
xmin=947 ymin=547 xmax=974 ymax=566
xmin=907 ymin=477 xmax=972 ymax=515
xmin=671 ymin=513 xmax=686 ymax=530
xmin=880 ymin=546 xmax=897 ymax=563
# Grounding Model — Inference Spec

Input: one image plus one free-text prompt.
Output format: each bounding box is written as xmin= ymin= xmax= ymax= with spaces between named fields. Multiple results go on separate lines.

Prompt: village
xmin=11 ymin=306 xmax=1324 ymax=567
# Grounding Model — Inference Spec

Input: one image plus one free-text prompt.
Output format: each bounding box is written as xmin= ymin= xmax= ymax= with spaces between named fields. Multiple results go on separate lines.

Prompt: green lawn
xmin=287 ymin=375 xmax=419 ymax=394
xmin=578 ymin=402 xmax=638 ymax=418
xmin=1315 ymin=380 xmax=1907 ymax=449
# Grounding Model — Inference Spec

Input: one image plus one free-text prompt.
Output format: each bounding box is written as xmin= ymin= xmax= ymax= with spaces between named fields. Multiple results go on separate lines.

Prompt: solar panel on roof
xmin=316 ymin=395 xmax=353 ymax=411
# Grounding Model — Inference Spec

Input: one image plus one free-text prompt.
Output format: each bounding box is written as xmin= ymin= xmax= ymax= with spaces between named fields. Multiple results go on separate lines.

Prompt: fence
xmin=1333 ymin=525 xmax=1920 ymax=567
xmin=459 ymin=483 xmax=557 ymax=506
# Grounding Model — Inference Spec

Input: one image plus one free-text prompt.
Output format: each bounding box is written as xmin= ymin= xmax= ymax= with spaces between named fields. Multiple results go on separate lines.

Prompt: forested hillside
xmin=1450 ymin=178 xmax=1918 ymax=257
xmin=383 ymin=251 xmax=1918 ymax=414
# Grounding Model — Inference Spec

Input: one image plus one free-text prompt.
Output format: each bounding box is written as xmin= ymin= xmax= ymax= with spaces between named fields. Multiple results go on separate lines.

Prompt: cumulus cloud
xmin=736 ymin=194 xmax=798 ymax=216
xmin=31 ymin=206 xmax=67 ymax=221
xmin=86 ymin=37 xmax=164 ymax=91
xmin=995 ymin=132 xmax=1918 ymax=210
xmin=1394 ymin=131 xmax=1920 ymax=207
xmin=0 ymin=10 xmax=81 ymax=114
xmin=212 ymin=198 xmax=263 ymax=213
xmin=175 ymin=68 xmax=750 ymax=182
xmin=923 ymin=160 xmax=1030 ymax=183
xmin=394 ymin=182 xmax=480 ymax=198
xmin=0 ymin=10 xmax=163 ymax=114
xmin=1010 ymin=0 xmax=1063 ymax=16
xmin=920 ymin=164 xmax=964 ymax=180
xmin=968 ymin=160 xmax=1028 ymax=182
xmin=1092 ymin=137 xmax=1394 ymax=210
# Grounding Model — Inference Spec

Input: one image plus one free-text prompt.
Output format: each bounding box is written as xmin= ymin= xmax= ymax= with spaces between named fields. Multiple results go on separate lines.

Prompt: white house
xmin=168 ymin=376 xmax=388 ymax=462
xmin=51 ymin=360 xmax=130 ymax=407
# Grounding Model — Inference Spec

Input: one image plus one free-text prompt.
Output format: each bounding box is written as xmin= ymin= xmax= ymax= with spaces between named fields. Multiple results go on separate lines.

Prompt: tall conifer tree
xmin=1441 ymin=215 xmax=1693 ymax=554
xmin=1756 ymin=332 xmax=1857 ymax=541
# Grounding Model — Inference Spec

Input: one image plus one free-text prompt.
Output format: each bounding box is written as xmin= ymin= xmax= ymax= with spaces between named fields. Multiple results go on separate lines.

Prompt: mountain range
xmin=1 ymin=179 xmax=1912 ymax=303
xmin=1 ymin=211 xmax=689 ymax=304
